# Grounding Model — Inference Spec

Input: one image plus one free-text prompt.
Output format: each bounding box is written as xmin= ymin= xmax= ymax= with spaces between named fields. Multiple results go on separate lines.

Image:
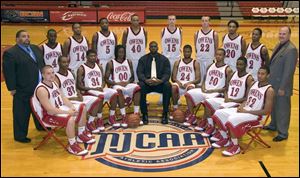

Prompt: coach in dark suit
xmin=264 ymin=26 xmax=298 ymax=142
xmin=3 ymin=30 xmax=45 ymax=143
xmin=137 ymin=41 xmax=171 ymax=125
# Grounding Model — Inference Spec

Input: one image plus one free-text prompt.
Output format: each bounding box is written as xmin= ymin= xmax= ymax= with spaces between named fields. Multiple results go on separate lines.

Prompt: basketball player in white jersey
xmin=105 ymin=45 xmax=143 ymax=127
xmin=76 ymin=49 xmax=122 ymax=128
xmin=161 ymin=15 xmax=182 ymax=72
xmin=122 ymin=14 xmax=147 ymax=82
xmin=195 ymin=16 xmax=219 ymax=84
xmin=183 ymin=48 xmax=233 ymax=127
xmin=222 ymin=20 xmax=247 ymax=72
xmin=33 ymin=65 xmax=95 ymax=156
xmin=245 ymin=28 xmax=270 ymax=81
xmin=171 ymin=45 xmax=200 ymax=114
xmin=210 ymin=66 xmax=274 ymax=156
xmin=55 ymin=56 xmax=105 ymax=133
xmin=92 ymin=18 xmax=117 ymax=71
xmin=199 ymin=57 xmax=254 ymax=137
xmin=63 ymin=23 xmax=89 ymax=76
xmin=39 ymin=29 xmax=63 ymax=72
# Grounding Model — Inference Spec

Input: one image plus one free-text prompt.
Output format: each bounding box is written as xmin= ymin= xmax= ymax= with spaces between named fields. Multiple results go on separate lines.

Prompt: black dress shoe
xmin=273 ymin=135 xmax=287 ymax=142
xmin=15 ymin=137 xmax=31 ymax=143
xmin=142 ymin=114 xmax=149 ymax=125
xmin=161 ymin=113 xmax=169 ymax=124
xmin=263 ymin=126 xmax=276 ymax=131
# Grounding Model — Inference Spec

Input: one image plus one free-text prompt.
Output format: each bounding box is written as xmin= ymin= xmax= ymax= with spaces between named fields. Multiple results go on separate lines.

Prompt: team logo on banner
xmin=83 ymin=118 xmax=213 ymax=172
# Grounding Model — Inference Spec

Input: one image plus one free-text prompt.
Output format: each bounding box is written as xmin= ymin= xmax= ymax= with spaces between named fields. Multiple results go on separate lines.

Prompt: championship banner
xmin=1 ymin=10 xmax=49 ymax=23
xmin=98 ymin=9 xmax=145 ymax=23
xmin=50 ymin=10 xmax=97 ymax=22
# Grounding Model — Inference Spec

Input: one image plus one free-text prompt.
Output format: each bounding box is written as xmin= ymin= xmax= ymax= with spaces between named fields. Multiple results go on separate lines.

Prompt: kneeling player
xmin=183 ymin=48 xmax=232 ymax=127
xmin=199 ymin=56 xmax=254 ymax=136
xmin=55 ymin=56 xmax=105 ymax=133
xmin=33 ymin=65 xmax=95 ymax=156
xmin=171 ymin=44 xmax=200 ymax=118
xmin=105 ymin=45 xmax=142 ymax=127
xmin=211 ymin=66 xmax=274 ymax=156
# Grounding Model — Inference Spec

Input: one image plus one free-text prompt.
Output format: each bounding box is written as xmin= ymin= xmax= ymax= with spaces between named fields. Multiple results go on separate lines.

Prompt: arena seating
xmin=238 ymin=1 xmax=284 ymax=16
xmin=1 ymin=1 xmax=73 ymax=6
xmin=1 ymin=1 xmax=220 ymax=17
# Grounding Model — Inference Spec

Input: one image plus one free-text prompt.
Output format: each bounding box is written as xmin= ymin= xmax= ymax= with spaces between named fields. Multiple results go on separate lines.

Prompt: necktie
xmin=151 ymin=57 xmax=157 ymax=79
xmin=26 ymin=46 xmax=37 ymax=62
xmin=26 ymin=47 xmax=42 ymax=82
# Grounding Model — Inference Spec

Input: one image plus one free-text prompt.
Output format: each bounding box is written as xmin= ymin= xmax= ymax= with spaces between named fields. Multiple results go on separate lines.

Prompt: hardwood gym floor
xmin=1 ymin=19 xmax=299 ymax=176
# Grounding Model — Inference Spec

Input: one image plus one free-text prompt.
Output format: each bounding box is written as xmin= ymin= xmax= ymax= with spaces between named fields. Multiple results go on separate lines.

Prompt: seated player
xmin=55 ymin=56 xmax=105 ymax=133
xmin=76 ymin=49 xmax=122 ymax=129
xmin=183 ymin=48 xmax=233 ymax=127
xmin=171 ymin=44 xmax=200 ymax=118
xmin=104 ymin=45 xmax=142 ymax=127
xmin=199 ymin=56 xmax=254 ymax=137
xmin=32 ymin=65 xmax=95 ymax=156
xmin=211 ymin=66 xmax=274 ymax=156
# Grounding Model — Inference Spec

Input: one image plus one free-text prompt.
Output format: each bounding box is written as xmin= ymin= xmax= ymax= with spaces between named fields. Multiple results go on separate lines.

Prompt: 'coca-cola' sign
xmin=50 ymin=10 xmax=97 ymax=22
xmin=98 ymin=10 xmax=145 ymax=23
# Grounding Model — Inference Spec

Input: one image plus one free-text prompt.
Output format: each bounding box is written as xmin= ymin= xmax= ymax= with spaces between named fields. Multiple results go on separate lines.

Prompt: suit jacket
xmin=269 ymin=41 xmax=298 ymax=96
xmin=137 ymin=53 xmax=171 ymax=83
xmin=3 ymin=44 xmax=45 ymax=97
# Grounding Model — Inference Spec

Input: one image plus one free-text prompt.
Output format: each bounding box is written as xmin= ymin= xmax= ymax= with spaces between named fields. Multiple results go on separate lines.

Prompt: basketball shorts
xmin=212 ymin=108 xmax=263 ymax=137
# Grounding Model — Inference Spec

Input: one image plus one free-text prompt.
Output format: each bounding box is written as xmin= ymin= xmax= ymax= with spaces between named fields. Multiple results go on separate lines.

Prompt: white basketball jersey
xmin=205 ymin=63 xmax=228 ymax=90
xmin=68 ymin=36 xmax=89 ymax=71
xmin=196 ymin=29 xmax=215 ymax=61
xmin=96 ymin=31 xmax=116 ymax=63
xmin=112 ymin=59 xmax=131 ymax=83
xmin=42 ymin=43 xmax=62 ymax=73
xmin=245 ymin=43 xmax=265 ymax=80
xmin=34 ymin=82 xmax=64 ymax=110
xmin=228 ymin=72 xmax=251 ymax=100
xmin=222 ymin=34 xmax=243 ymax=70
xmin=245 ymin=81 xmax=272 ymax=110
xmin=82 ymin=63 xmax=102 ymax=88
xmin=126 ymin=27 xmax=146 ymax=61
xmin=55 ymin=70 xmax=77 ymax=98
xmin=161 ymin=27 xmax=181 ymax=60
xmin=176 ymin=59 xmax=196 ymax=84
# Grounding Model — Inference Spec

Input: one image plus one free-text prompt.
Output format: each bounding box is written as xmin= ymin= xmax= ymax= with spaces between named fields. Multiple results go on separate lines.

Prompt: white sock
xmin=220 ymin=130 xmax=228 ymax=138
xmin=97 ymin=113 xmax=103 ymax=118
xmin=231 ymin=138 xmax=238 ymax=145
xmin=207 ymin=117 xmax=214 ymax=126
xmin=68 ymin=137 xmax=76 ymax=145
xmin=134 ymin=106 xmax=140 ymax=113
xmin=173 ymin=105 xmax=178 ymax=109
xmin=110 ymin=110 xmax=115 ymax=116
xmin=120 ymin=108 xmax=126 ymax=115
xmin=88 ymin=116 xmax=95 ymax=123
xmin=78 ymin=126 xmax=85 ymax=135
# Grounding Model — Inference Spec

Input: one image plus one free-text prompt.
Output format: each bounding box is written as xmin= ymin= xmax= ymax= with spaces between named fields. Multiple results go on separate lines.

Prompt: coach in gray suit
xmin=264 ymin=26 xmax=298 ymax=142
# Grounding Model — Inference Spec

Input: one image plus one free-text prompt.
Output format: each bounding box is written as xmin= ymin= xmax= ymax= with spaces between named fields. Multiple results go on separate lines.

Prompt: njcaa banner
xmin=83 ymin=118 xmax=213 ymax=172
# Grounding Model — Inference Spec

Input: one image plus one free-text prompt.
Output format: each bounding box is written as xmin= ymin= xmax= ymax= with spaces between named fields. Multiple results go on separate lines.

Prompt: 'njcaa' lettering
xmin=90 ymin=132 xmax=206 ymax=156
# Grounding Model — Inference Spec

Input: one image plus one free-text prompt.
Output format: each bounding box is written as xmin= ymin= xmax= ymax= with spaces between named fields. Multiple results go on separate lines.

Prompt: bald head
xmin=149 ymin=41 xmax=158 ymax=54
xmin=279 ymin=26 xmax=291 ymax=44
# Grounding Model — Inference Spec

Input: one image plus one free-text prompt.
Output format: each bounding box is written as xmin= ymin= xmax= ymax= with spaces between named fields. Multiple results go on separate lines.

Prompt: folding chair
xmin=30 ymin=97 xmax=67 ymax=151
xmin=241 ymin=114 xmax=271 ymax=154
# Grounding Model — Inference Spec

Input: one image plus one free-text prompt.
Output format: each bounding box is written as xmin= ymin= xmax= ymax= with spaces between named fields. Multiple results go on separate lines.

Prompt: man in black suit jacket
xmin=3 ymin=30 xmax=45 ymax=143
xmin=137 ymin=41 xmax=171 ymax=125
